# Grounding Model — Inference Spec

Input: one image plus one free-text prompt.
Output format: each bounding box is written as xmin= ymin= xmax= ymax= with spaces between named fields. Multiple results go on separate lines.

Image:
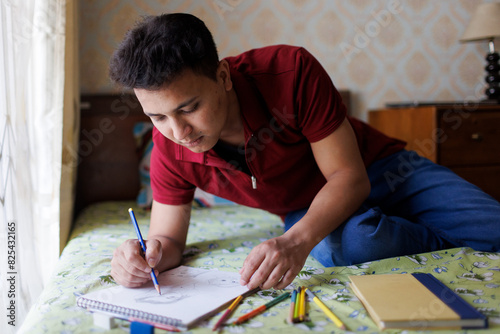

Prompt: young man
xmin=109 ymin=13 xmax=500 ymax=291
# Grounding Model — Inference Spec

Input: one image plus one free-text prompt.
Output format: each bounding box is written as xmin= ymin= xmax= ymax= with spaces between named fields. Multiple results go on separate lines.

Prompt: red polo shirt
xmin=150 ymin=45 xmax=405 ymax=218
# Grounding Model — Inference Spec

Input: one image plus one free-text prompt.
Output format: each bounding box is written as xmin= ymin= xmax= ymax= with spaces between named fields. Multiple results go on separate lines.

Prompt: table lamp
xmin=460 ymin=2 xmax=500 ymax=100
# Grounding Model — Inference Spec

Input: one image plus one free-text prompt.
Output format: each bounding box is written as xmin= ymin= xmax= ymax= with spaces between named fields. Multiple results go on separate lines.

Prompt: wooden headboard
xmin=74 ymin=94 xmax=149 ymax=215
xmin=74 ymin=90 xmax=351 ymax=215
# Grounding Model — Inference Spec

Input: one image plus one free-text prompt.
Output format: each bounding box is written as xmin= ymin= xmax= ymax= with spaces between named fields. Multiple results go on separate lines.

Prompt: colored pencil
xmin=212 ymin=295 xmax=243 ymax=331
xmin=288 ymin=290 xmax=297 ymax=324
xmin=233 ymin=292 xmax=291 ymax=325
xmin=299 ymin=286 xmax=306 ymax=321
xmin=128 ymin=208 xmax=161 ymax=295
xmin=305 ymin=289 xmax=346 ymax=330
xmin=293 ymin=287 xmax=301 ymax=322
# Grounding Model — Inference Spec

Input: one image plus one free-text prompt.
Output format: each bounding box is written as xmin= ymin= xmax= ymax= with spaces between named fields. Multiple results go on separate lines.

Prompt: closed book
xmin=349 ymin=273 xmax=487 ymax=330
xmin=77 ymin=266 xmax=249 ymax=330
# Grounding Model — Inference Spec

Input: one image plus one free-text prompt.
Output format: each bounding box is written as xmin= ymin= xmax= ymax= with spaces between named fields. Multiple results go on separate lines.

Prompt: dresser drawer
xmin=438 ymin=111 xmax=500 ymax=166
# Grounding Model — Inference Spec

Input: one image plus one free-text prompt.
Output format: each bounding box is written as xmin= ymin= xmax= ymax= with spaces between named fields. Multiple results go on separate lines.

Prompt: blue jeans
xmin=285 ymin=150 xmax=500 ymax=267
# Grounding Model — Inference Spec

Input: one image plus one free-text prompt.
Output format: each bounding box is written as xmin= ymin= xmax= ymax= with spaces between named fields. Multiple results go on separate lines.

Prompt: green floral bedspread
xmin=20 ymin=201 xmax=500 ymax=333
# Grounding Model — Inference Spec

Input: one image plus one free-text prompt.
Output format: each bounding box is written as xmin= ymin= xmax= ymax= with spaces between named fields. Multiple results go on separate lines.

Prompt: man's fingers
xmin=272 ymin=269 xmax=296 ymax=290
xmin=110 ymin=238 xmax=166 ymax=288
xmin=118 ymin=255 xmax=151 ymax=278
xmin=246 ymin=263 xmax=273 ymax=290
xmin=119 ymin=240 xmax=152 ymax=273
xmin=239 ymin=236 xmax=308 ymax=291
xmin=111 ymin=254 xmax=152 ymax=287
xmin=111 ymin=264 xmax=150 ymax=287
xmin=111 ymin=239 xmax=153 ymax=286
xmin=239 ymin=252 xmax=265 ymax=287
xmin=145 ymin=239 xmax=162 ymax=268
xmin=241 ymin=239 xmax=282 ymax=289
xmin=258 ymin=262 xmax=288 ymax=290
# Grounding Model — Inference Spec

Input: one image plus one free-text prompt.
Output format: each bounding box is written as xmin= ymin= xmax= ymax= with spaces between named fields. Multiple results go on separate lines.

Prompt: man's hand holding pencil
xmin=111 ymin=238 xmax=162 ymax=288
xmin=110 ymin=215 xmax=163 ymax=289
xmin=128 ymin=208 xmax=161 ymax=294
xmin=111 ymin=208 xmax=168 ymax=292
xmin=111 ymin=202 xmax=190 ymax=290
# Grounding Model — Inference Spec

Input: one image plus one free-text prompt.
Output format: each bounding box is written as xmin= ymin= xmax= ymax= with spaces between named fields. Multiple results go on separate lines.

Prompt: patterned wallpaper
xmin=79 ymin=0 xmax=493 ymax=120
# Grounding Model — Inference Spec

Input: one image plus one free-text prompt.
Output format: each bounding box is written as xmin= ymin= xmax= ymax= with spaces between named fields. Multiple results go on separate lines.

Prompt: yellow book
xmin=349 ymin=273 xmax=487 ymax=330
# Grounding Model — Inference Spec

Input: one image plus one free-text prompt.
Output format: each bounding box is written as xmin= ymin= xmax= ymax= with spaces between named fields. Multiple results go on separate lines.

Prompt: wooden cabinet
xmin=368 ymin=104 xmax=500 ymax=202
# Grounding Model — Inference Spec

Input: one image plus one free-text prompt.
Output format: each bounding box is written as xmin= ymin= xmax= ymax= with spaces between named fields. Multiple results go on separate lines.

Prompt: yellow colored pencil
xmin=305 ymin=288 xmax=346 ymax=330
xmin=299 ymin=286 xmax=306 ymax=321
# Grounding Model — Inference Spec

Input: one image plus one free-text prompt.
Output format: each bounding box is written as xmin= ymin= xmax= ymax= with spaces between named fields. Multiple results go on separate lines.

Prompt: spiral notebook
xmin=77 ymin=266 xmax=250 ymax=330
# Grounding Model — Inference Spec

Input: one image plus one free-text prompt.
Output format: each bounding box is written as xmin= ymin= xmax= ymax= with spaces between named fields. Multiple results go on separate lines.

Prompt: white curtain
xmin=0 ymin=1 xmax=78 ymax=332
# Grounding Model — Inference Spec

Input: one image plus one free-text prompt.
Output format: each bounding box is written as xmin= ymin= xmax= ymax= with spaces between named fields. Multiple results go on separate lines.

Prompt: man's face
xmin=135 ymin=65 xmax=232 ymax=153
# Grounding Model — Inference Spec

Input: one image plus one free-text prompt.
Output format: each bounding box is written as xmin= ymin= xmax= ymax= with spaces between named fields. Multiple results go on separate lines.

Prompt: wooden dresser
xmin=368 ymin=104 xmax=500 ymax=202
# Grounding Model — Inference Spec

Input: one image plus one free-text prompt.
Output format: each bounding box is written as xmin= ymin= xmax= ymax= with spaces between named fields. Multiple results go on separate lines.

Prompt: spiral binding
xmin=77 ymin=296 xmax=182 ymax=327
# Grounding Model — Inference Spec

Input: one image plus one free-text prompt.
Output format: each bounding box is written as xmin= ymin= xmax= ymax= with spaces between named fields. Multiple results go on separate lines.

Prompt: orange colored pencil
xmin=233 ymin=292 xmax=290 ymax=325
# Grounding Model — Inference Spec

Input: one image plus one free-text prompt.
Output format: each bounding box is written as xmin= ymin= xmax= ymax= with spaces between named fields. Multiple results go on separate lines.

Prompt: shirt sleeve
xmin=293 ymin=48 xmax=346 ymax=143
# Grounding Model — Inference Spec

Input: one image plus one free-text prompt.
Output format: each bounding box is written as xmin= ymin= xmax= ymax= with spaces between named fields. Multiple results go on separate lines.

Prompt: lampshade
xmin=460 ymin=2 xmax=500 ymax=42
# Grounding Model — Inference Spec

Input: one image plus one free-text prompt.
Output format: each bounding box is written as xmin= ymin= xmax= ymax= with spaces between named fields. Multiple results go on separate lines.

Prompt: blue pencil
xmin=128 ymin=208 xmax=161 ymax=295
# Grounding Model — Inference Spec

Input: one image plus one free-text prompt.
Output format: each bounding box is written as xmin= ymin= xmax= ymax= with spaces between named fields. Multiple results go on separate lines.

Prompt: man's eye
xmin=183 ymin=103 xmax=199 ymax=114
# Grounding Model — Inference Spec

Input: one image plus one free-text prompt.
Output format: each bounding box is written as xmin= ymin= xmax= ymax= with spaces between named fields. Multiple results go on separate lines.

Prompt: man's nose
xmin=171 ymin=118 xmax=192 ymax=141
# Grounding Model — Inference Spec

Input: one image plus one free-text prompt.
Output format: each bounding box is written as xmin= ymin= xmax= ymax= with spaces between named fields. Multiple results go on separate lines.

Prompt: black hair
xmin=109 ymin=13 xmax=219 ymax=89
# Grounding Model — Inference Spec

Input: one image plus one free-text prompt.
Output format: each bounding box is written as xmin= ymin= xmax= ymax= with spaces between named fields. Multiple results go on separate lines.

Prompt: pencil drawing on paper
xmin=134 ymin=267 xmax=241 ymax=305
xmin=208 ymin=276 xmax=239 ymax=288
xmin=135 ymin=291 xmax=189 ymax=305
xmin=81 ymin=266 xmax=249 ymax=325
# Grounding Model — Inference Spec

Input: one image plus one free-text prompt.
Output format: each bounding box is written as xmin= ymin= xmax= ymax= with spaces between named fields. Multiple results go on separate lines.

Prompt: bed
xmin=19 ymin=94 xmax=500 ymax=334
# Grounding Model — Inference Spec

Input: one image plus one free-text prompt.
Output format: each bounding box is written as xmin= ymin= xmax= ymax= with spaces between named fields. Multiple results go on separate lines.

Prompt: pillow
xmin=133 ymin=122 xmax=154 ymax=209
xmin=133 ymin=122 xmax=236 ymax=208
xmin=193 ymin=188 xmax=236 ymax=208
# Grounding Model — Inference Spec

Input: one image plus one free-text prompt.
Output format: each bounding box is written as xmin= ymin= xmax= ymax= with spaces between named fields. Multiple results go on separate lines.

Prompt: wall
xmin=79 ymin=0 xmax=491 ymax=120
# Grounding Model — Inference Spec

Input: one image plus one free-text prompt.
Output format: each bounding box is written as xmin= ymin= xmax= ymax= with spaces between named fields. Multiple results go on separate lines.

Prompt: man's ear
xmin=217 ymin=60 xmax=233 ymax=91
